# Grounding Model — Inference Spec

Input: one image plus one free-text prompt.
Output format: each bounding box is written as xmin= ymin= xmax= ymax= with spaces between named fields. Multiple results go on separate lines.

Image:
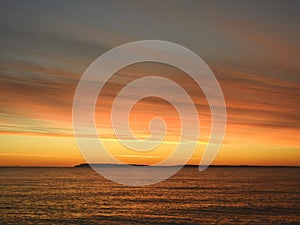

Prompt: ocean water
xmin=0 ymin=167 xmax=299 ymax=224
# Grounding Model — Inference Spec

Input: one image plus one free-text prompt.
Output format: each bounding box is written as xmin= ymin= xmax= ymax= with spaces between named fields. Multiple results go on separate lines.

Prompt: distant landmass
xmin=0 ymin=164 xmax=298 ymax=168
xmin=74 ymin=163 xmax=149 ymax=168
xmin=74 ymin=163 xmax=299 ymax=168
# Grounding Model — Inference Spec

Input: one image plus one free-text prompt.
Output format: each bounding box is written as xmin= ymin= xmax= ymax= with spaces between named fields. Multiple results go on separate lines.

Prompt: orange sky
xmin=0 ymin=1 xmax=299 ymax=166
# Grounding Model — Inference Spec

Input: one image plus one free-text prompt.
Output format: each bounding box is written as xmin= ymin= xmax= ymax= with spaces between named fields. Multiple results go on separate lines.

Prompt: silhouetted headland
xmin=74 ymin=163 xmax=299 ymax=168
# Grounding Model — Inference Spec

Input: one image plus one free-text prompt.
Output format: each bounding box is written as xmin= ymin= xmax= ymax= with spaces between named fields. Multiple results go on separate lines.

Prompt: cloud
xmin=0 ymin=1 xmax=299 ymax=167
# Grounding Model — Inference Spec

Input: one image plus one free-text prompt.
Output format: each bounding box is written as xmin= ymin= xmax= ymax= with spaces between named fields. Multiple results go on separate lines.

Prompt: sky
xmin=0 ymin=0 xmax=299 ymax=166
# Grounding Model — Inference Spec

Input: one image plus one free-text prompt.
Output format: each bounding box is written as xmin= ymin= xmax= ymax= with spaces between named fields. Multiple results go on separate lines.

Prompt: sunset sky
xmin=0 ymin=0 xmax=299 ymax=166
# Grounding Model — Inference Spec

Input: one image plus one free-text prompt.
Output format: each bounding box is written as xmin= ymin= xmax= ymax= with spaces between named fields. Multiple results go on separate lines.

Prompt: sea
xmin=1 ymin=167 xmax=299 ymax=224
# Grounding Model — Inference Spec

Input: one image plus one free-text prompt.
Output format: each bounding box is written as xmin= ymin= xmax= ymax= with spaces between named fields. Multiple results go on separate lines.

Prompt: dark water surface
xmin=1 ymin=167 xmax=299 ymax=224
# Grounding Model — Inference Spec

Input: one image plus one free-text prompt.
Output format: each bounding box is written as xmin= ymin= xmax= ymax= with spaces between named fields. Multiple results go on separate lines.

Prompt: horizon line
xmin=0 ymin=163 xmax=299 ymax=168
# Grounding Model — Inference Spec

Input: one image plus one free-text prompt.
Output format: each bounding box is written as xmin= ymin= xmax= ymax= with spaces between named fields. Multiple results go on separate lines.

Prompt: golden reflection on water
xmin=1 ymin=167 xmax=299 ymax=224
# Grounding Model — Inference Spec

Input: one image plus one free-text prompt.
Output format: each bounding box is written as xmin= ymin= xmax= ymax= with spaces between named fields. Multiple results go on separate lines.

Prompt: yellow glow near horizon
xmin=0 ymin=133 xmax=299 ymax=166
